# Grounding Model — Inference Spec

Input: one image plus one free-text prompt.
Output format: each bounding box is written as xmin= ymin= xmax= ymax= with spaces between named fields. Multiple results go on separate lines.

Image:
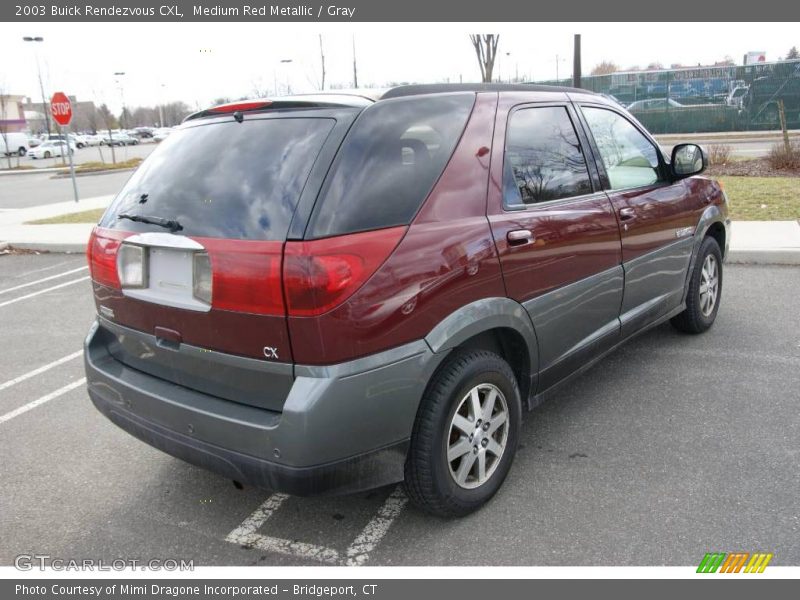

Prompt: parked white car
xmin=28 ymin=140 xmax=76 ymax=159
xmin=152 ymin=128 xmax=173 ymax=142
xmin=0 ymin=132 xmax=31 ymax=157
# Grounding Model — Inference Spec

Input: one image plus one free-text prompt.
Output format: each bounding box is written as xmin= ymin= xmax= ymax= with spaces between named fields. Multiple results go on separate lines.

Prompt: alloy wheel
xmin=446 ymin=383 xmax=509 ymax=489
xmin=699 ymin=254 xmax=719 ymax=317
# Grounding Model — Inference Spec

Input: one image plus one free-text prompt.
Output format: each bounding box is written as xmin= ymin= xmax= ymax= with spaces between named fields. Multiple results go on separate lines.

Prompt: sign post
xmin=50 ymin=92 xmax=79 ymax=203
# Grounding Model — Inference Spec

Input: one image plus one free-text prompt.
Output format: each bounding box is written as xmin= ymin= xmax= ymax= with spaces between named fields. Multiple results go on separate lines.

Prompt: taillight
xmin=197 ymin=238 xmax=285 ymax=315
xmin=283 ymin=226 xmax=406 ymax=317
xmin=87 ymin=227 xmax=131 ymax=289
xmin=208 ymin=100 xmax=273 ymax=114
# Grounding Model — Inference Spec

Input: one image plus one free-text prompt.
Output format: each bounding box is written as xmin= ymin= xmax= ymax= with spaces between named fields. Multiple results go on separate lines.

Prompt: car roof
xmin=186 ymin=83 xmax=601 ymax=123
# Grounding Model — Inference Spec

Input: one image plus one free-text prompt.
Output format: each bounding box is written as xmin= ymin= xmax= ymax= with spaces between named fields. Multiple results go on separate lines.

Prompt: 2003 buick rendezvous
xmin=84 ymin=84 xmax=729 ymax=516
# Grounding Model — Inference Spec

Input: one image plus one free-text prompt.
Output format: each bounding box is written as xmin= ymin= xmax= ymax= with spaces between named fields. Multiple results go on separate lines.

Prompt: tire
xmin=44 ymin=151 xmax=51 ymax=159
xmin=18 ymin=147 xmax=26 ymax=157
xmin=671 ymin=236 xmax=723 ymax=334
xmin=404 ymin=349 xmax=522 ymax=517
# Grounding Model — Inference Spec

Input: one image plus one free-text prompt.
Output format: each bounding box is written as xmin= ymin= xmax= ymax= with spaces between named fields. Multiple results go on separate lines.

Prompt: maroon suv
xmin=84 ymin=84 xmax=729 ymax=517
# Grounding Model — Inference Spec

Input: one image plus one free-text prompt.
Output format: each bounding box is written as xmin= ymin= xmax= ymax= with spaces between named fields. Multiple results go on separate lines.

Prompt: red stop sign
xmin=50 ymin=92 xmax=73 ymax=126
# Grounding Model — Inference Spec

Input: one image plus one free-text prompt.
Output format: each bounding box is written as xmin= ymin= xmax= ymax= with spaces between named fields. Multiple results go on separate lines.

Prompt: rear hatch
xmin=87 ymin=105 xmax=360 ymax=411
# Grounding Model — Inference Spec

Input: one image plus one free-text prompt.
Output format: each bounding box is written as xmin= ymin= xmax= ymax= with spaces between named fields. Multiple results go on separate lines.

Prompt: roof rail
xmin=382 ymin=83 xmax=594 ymax=99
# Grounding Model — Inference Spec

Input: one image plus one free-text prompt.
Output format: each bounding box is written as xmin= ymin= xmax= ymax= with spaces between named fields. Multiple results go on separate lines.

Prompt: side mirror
xmin=671 ymin=143 xmax=707 ymax=178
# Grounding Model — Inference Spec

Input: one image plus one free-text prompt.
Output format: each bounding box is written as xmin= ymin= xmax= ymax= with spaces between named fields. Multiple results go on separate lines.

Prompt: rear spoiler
xmin=184 ymin=94 xmax=375 ymax=123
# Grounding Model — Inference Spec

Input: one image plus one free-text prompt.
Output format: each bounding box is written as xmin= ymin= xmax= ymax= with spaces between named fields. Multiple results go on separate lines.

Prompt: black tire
xmin=404 ymin=349 xmax=522 ymax=517
xmin=671 ymin=236 xmax=723 ymax=334
xmin=44 ymin=151 xmax=51 ymax=159
xmin=18 ymin=147 xmax=26 ymax=157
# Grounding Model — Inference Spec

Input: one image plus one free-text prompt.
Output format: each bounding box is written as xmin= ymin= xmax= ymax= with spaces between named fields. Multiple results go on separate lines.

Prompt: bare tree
xmin=787 ymin=46 xmax=799 ymax=60
xmin=319 ymin=35 xmax=326 ymax=91
xmin=352 ymin=35 xmax=358 ymax=88
xmin=97 ymin=103 xmax=117 ymax=164
xmin=591 ymin=61 xmax=619 ymax=76
xmin=470 ymin=35 xmax=500 ymax=83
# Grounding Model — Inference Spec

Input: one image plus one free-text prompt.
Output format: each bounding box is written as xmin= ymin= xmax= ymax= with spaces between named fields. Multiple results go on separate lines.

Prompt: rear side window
xmin=100 ymin=117 xmax=335 ymax=240
xmin=306 ymin=93 xmax=474 ymax=238
xmin=503 ymin=106 xmax=592 ymax=207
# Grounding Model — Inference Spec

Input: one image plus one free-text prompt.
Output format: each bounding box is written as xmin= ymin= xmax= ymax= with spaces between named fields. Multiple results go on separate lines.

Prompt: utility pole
xmin=352 ymin=35 xmax=358 ymax=88
xmin=573 ymin=34 xmax=582 ymax=89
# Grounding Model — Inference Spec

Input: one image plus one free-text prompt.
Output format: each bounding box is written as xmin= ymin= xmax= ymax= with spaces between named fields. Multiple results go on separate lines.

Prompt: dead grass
xmin=26 ymin=208 xmax=106 ymax=225
xmin=717 ymin=176 xmax=800 ymax=221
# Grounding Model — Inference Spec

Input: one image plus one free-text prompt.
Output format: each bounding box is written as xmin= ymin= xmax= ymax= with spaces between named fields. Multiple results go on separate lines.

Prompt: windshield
xmin=100 ymin=116 xmax=335 ymax=240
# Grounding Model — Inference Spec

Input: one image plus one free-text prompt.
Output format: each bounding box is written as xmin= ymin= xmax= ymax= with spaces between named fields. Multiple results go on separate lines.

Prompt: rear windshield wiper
xmin=118 ymin=213 xmax=183 ymax=233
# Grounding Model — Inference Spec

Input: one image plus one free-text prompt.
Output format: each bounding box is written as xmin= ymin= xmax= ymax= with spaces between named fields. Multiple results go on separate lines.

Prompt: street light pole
xmin=114 ymin=71 xmax=126 ymax=129
xmin=22 ymin=36 xmax=50 ymax=135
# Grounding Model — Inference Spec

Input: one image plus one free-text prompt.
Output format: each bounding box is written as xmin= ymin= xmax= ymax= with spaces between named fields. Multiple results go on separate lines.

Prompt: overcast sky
xmin=1 ymin=22 xmax=798 ymax=112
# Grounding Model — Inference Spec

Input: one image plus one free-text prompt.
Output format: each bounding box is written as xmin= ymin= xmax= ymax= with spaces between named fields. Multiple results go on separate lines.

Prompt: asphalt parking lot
xmin=0 ymin=254 xmax=798 ymax=566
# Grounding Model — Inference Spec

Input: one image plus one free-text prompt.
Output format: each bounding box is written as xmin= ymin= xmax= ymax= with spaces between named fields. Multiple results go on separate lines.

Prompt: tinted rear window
xmin=100 ymin=117 xmax=335 ymax=240
xmin=306 ymin=93 xmax=474 ymax=238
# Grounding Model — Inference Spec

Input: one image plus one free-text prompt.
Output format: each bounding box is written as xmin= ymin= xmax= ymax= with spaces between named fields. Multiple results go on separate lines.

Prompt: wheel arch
xmin=424 ymin=297 xmax=539 ymax=408
xmin=684 ymin=204 xmax=728 ymax=301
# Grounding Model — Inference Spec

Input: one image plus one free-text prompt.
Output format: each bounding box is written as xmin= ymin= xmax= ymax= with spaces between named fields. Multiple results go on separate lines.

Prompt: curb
xmin=727 ymin=249 xmax=800 ymax=266
xmin=5 ymin=241 xmax=86 ymax=253
xmin=0 ymin=168 xmax=63 ymax=176
xmin=51 ymin=168 xmax=136 ymax=179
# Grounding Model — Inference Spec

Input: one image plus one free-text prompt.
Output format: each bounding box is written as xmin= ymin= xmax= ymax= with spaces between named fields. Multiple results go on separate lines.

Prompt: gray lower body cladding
xmin=84 ymin=318 xmax=446 ymax=495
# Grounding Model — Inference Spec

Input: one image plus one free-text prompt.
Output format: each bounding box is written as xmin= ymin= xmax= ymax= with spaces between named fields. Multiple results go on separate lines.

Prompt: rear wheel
xmin=44 ymin=151 xmax=51 ymax=159
xmin=404 ymin=350 xmax=521 ymax=517
xmin=671 ymin=236 xmax=722 ymax=333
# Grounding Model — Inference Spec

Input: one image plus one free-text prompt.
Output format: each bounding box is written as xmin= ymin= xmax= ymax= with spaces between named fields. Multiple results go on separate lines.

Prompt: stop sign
xmin=50 ymin=92 xmax=72 ymax=126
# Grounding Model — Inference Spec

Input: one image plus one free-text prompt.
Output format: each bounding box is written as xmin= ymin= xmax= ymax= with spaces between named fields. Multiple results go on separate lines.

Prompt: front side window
xmin=503 ymin=106 xmax=592 ymax=208
xmin=582 ymin=106 xmax=663 ymax=190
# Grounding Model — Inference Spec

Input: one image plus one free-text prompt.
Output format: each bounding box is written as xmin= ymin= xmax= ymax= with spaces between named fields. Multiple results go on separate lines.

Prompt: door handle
xmin=619 ymin=207 xmax=636 ymax=221
xmin=507 ymin=229 xmax=534 ymax=246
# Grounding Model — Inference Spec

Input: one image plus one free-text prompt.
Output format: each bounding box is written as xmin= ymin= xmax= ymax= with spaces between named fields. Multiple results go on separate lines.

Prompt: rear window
xmin=100 ymin=117 xmax=335 ymax=240
xmin=306 ymin=93 xmax=474 ymax=238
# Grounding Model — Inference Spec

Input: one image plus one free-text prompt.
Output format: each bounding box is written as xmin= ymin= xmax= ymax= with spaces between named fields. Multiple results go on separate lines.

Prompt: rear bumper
xmin=84 ymin=319 xmax=445 ymax=495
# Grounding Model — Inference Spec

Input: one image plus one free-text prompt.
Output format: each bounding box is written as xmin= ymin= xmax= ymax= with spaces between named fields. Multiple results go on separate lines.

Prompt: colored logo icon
xmin=697 ymin=552 xmax=773 ymax=573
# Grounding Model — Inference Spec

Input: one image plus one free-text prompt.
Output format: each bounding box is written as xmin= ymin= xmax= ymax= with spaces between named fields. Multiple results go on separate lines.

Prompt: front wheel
xmin=44 ymin=151 xmax=51 ymax=159
xmin=404 ymin=350 xmax=521 ymax=517
xmin=18 ymin=147 xmax=26 ymax=157
xmin=671 ymin=236 xmax=722 ymax=333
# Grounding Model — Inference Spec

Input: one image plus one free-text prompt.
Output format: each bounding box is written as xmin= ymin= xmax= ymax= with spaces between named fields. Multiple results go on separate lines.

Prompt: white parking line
xmin=0 ymin=378 xmax=86 ymax=425
xmin=0 ymin=350 xmax=83 ymax=393
xmin=0 ymin=276 xmax=90 ymax=309
xmin=11 ymin=259 xmax=85 ymax=279
xmin=0 ymin=266 xmax=88 ymax=296
xmin=345 ymin=486 xmax=408 ymax=566
xmin=225 ymin=493 xmax=341 ymax=564
xmin=224 ymin=485 xmax=407 ymax=566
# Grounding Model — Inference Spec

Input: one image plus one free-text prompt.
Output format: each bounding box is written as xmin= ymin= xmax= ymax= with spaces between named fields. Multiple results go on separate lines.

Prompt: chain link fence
xmin=540 ymin=59 xmax=800 ymax=134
